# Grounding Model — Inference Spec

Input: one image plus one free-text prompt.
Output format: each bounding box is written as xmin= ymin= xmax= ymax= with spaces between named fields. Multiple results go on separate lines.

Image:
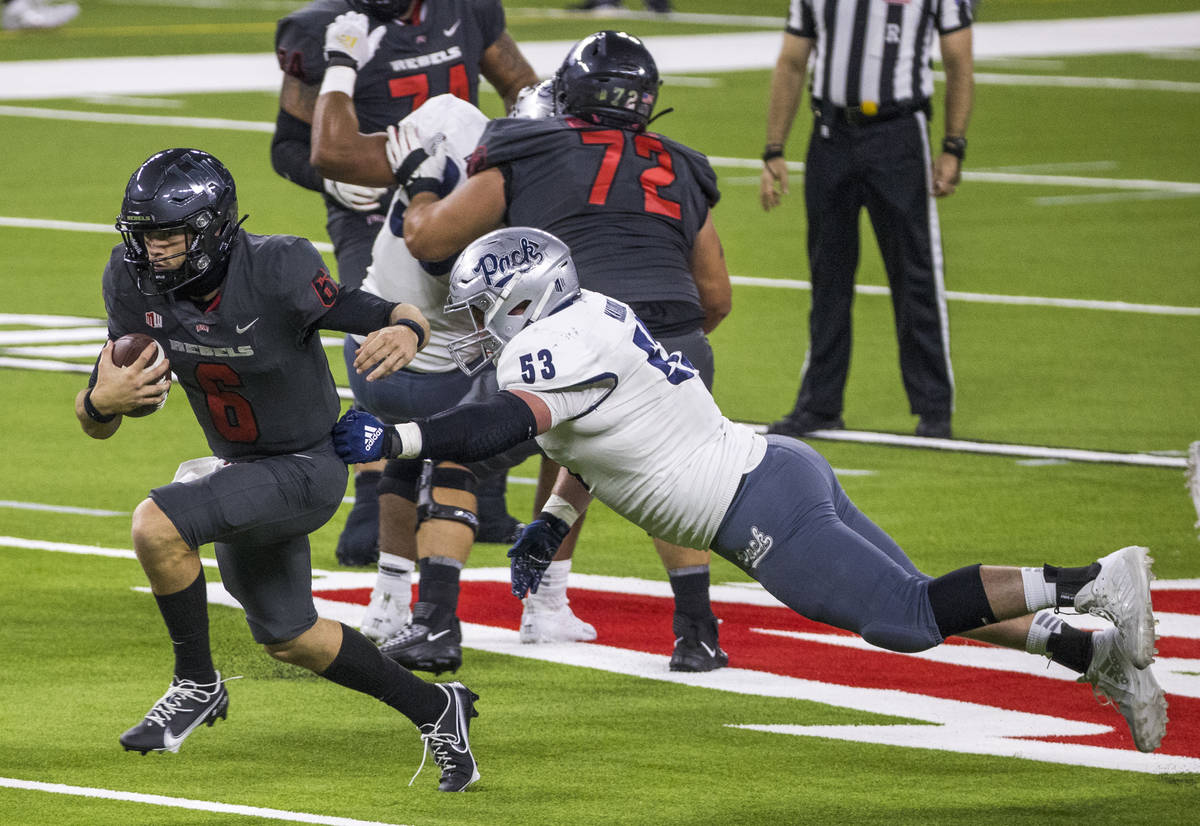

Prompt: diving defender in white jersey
xmin=333 ymin=226 xmax=1168 ymax=754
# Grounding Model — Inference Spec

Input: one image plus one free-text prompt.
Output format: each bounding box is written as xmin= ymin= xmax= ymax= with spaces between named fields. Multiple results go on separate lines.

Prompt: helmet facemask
xmin=116 ymin=148 xmax=243 ymax=297
xmin=444 ymin=228 xmax=580 ymax=376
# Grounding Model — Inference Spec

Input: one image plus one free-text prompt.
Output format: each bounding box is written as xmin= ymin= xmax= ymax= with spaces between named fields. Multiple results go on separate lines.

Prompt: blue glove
xmin=332 ymin=408 xmax=397 ymax=464
xmin=508 ymin=512 xmax=571 ymax=598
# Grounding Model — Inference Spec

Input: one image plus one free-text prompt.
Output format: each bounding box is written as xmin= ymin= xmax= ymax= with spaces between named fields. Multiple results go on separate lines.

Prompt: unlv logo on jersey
xmin=472 ymin=236 xmax=544 ymax=287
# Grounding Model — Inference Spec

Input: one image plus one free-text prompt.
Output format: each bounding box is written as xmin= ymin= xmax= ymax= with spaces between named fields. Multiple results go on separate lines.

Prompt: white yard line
xmin=0 ymin=777 xmax=412 ymax=826
xmin=1 ymin=13 xmax=1199 ymax=101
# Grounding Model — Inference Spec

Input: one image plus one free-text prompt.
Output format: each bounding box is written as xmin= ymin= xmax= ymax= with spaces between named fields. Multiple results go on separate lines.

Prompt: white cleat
xmin=360 ymin=589 xmax=412 ymax=644
xmin=1082 ymin=628 xmax=1167 ymax=753
xmin=1074 ymin=545 xmax=1157 ymax=669
xmin=2 ymin=0 xmax=79 ymax=30
xmin=519 ymin=601 xmax=597 ymax=644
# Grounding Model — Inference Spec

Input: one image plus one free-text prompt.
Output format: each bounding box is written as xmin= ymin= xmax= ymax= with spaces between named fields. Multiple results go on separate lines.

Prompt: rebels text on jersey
xmin=469 ymin=117 xmax=721 ymax=309
xmin=495 ymin=290 xmax=764 ymax=550
xmin=102 ymin=233 xmax=344 ymax=461
xmin=275 ymin=0 xmax=505 ymax=133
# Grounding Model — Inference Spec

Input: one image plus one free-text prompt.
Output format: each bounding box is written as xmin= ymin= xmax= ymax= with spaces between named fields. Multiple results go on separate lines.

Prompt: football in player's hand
xmin=112 ymin=333 xmax=169 ymax=417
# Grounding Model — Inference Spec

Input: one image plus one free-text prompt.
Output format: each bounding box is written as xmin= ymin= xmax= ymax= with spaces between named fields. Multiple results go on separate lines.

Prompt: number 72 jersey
xmin=469 ymin=116 xmax=721 ymax=309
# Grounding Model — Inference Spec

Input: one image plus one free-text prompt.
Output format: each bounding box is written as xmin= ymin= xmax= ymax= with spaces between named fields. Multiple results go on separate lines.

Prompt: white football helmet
xmin=444 ymin=227 xmax=580 ymax=375
xmin=509 ymin=79 xmax=556 ymax=120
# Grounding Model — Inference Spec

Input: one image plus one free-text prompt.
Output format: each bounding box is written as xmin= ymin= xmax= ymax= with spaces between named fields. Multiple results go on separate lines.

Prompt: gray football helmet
xmin=509 ymin=79 xmax=556 ymax=120
xmin=444 ymin=227 xmax=580 ymax=375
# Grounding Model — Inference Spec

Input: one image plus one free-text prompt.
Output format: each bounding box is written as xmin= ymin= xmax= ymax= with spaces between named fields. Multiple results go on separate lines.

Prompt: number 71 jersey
xmin=469 ymin=116 xmax=720 ymax=308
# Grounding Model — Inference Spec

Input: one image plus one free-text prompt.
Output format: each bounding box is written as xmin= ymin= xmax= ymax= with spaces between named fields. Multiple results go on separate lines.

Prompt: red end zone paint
xmin=314 ymin=583 xmax=1200 ymax=758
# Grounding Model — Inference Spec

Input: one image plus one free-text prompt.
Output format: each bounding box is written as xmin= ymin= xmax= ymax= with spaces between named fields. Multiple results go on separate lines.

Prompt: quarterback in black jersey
xmin=398 ymin=31 xmax=736 ymax=672
xmin=76 ymin=148 xmax=481 ymax=792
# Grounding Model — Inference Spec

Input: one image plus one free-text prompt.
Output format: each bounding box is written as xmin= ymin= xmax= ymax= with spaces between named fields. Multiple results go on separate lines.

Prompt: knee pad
xmin=417 ymin=464 xmax=480 ymax=534
xmin=378 ymin=457 xmax=424 ymax=503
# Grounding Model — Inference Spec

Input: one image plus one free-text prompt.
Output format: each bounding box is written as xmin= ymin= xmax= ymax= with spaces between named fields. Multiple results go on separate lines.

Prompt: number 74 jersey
xmin=496 ymin=290 xmax=765 ymax=551
xmin=469 ymin=116 xmax=720 ymax=310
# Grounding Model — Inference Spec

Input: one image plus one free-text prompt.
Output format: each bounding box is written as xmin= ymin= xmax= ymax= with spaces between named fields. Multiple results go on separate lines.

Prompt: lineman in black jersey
xmin=76 ymin=148 xmax=480 ymax=791
xmin=274 ymin=0 xmax=537 ymax=566
xmin=397 ymin=31 xmax=735 ymax=671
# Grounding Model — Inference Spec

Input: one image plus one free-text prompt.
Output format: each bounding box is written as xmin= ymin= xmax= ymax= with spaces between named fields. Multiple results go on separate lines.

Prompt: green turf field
xmin=2 ymin=2 xmax=1199 ymax=824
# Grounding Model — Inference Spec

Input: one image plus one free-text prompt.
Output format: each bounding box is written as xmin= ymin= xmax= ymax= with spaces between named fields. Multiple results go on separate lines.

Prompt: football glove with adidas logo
xmin=333 ymin=408 xmax=400 ymax=464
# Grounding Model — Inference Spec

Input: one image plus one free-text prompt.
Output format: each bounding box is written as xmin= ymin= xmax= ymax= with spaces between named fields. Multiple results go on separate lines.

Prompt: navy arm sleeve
xmin=415 ymin=391 xmax=538 ymax=463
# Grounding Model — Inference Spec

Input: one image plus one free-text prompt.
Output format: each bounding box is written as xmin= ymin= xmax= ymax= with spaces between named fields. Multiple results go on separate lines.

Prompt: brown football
xmin=111 ymin=333 xmax=168 ymax=417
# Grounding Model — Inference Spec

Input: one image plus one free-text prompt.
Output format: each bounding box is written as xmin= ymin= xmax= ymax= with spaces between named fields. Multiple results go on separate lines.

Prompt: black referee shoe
xmin=766 ymin=411 xmax=845 ymax=438
xmin=915 ymin=414 xmax=952 ymax=439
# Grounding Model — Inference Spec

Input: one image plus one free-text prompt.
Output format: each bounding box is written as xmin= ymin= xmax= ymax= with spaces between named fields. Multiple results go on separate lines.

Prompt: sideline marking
xmin=1 ymin=228 xmax=1197 ymax=319
xmin=0 ymin=313 xmax=1188 ymax=469
xmin=0 ymin=777 xmax=411 ymax=826
xmin=0 ymin=500 xmax=126 ymax=517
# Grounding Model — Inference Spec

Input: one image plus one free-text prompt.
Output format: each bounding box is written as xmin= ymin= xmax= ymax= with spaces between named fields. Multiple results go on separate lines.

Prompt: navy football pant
xmin=711 ymin=435 xmax=942 ymax=652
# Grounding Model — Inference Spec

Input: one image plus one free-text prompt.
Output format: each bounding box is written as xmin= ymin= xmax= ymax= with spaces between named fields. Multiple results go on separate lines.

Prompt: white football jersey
xmin=360 ymin=95 xmax=489 ymax=372
xmin=496 ymin=290 xmax=767 ymax=549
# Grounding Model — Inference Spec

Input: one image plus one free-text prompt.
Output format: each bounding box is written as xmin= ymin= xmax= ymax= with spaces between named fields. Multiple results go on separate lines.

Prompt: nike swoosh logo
xmin=236 ymin=318 xmax=259 ymax=334
xmin=443 ymin=20 xmax=461 ymax=37
xmin=427 ymin=629 xmax=452 ymax=641
xmin=161 ymin=729 xmax=186 ymax=750
xmin=700 ymin=641 xmax=717 ymax=657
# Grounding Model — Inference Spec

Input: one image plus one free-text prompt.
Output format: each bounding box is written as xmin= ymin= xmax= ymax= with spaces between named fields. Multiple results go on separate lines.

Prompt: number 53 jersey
xmin=470 ymin=116 xmax=720 ymax=310
xmin=496 ymin=290 xmax=765 ymax=551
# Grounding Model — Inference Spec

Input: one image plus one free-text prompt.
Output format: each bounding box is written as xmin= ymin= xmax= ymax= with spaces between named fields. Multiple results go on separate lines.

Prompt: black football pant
xmin=793 ymin=112 xmax=954 ymax=420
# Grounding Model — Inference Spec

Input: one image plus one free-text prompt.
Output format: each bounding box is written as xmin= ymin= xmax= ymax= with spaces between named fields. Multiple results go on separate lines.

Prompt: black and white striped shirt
xmin=788 ymin=0 xmax=973 ymax=109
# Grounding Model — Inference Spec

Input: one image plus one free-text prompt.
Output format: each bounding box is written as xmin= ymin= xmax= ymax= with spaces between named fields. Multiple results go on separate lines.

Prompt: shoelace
xmin=408 ymin=727 xmax=460 ymax=787
xmin=144 ymin=675 xmax=242 ymax=728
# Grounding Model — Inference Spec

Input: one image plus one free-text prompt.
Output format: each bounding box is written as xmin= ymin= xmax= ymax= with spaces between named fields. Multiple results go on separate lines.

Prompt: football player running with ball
xmin=75 ymin=148 xmax=480 ymax=792
xmin=334 ymin=226 xmax=1169 ymax=754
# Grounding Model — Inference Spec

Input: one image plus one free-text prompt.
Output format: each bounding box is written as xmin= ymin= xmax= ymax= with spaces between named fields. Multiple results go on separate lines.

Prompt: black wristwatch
xmin=941 ymin=136 xmax=967 ymax=161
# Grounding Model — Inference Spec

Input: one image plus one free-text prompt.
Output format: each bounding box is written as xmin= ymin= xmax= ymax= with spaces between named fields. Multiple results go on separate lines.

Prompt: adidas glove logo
xmin=364 ymin=424 xmax=383 ymax=453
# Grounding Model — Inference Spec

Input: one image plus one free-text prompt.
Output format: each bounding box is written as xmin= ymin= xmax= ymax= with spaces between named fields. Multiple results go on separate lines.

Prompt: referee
xmin=760 ymin=0 xmax=974 ymax=440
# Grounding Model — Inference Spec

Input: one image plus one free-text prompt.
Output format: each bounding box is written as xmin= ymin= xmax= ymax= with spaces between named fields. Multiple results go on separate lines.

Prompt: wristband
xmin=762 ymin=143 xmax=785 ymax=163
xmin=393 ymin=422 xmax=423 ymax=459
xmin=540 ymin=493 xmax=580 ymax=528
xmin=318 ymin=64 xmax=358 ymax=98
xmin=83 ymin=389 xmax=116 ymax=423
xmin=941 ymin=136 xmax=967 ymax=161
xmin=393 ymin=317 xmax=426 ymax=349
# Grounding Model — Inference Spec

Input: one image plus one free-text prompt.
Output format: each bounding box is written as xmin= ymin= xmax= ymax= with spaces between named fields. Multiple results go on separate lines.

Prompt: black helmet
xmin=553 ymin=31 xmax=660 ymax=130
xmin=116 ymin=148 xmax=243 ymax=296
xmin=347 ymin=0 xmax=414 ymax=21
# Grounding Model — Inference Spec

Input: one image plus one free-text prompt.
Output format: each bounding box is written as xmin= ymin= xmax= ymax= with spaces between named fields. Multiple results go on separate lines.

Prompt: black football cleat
xmin=380 ymin=602 xmax=462 ymax=674
xmin=410 ymin=681 xmax=481 ymax=792
xmin=669 ymin=614 xmax=729 ymax=672
xmin=120 ymin=673 xmax=229 ymax=754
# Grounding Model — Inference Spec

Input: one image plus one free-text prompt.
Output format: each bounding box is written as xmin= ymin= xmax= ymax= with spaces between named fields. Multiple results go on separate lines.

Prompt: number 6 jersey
xmin=101 ymin=232 xmax=353 ymax=461
xmin=495 ymin=290 xmax=765 ymax=550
